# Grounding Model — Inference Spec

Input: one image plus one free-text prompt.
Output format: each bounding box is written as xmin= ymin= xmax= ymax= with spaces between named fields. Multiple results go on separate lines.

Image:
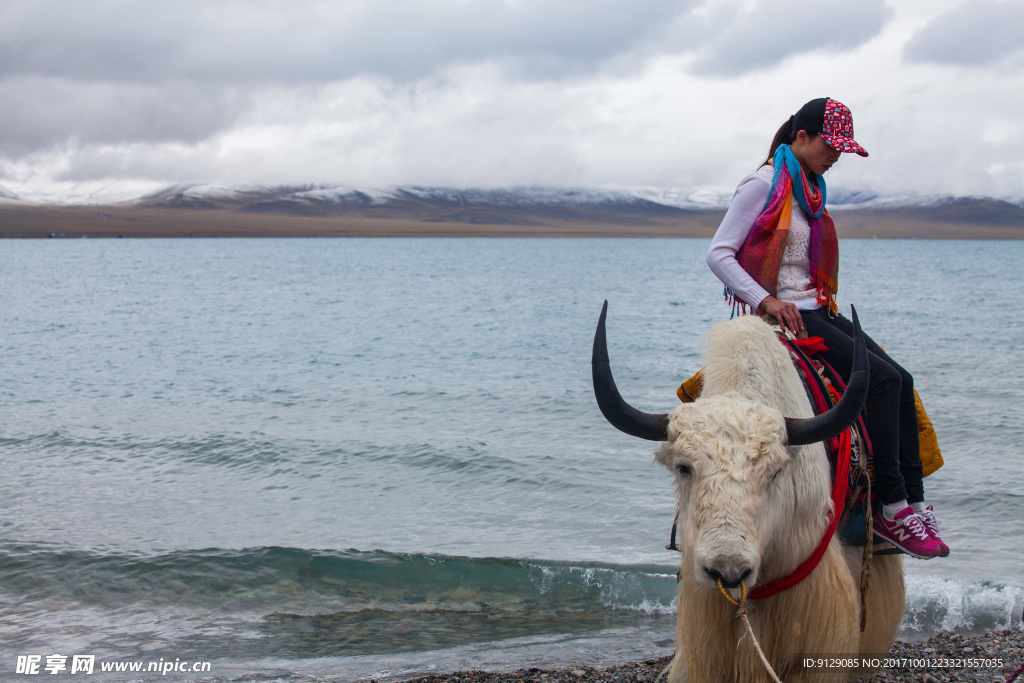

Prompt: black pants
xmin=801 ymin=308 xmax=923 ymax=505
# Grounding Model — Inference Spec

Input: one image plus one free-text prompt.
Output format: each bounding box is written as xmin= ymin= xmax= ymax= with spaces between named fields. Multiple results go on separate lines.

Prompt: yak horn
xmin=592 ymin=301 xmax=670 ymax=442
xmin=785 ymin=305 xmax=870 ymax=446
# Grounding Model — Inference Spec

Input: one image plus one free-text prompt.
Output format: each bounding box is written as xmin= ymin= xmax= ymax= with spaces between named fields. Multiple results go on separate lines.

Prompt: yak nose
xmin=703 ymin=564 xmax=752 ymax=589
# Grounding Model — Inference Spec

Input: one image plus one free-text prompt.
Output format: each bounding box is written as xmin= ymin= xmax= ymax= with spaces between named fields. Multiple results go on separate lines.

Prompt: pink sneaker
xmin=872 ymin=506 xmax=941 ymax=559
xmin=918 ymin=505 xmax=950 ymax=557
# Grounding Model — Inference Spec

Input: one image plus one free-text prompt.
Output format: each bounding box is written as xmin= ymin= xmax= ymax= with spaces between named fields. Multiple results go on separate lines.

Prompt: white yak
xmin=592 ymin=302 xmax=904 ymax=682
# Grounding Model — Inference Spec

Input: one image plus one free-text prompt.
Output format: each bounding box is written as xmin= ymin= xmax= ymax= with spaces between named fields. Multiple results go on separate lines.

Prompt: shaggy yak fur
xmin=655 ymin=316 xmax=904 ymax=682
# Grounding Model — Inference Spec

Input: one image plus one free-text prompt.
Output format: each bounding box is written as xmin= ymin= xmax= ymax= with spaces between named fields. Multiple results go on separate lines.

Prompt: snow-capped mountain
xmin=2 ymin=182 xmax=1023 ymax=227
xmin=2 ymin=180 xmax=1020 ymax=208
xmin=143 ymin=183 xmax=736 ymax=211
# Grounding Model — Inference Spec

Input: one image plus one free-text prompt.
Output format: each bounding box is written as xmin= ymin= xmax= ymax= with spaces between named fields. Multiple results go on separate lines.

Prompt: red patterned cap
xmin=792 ymin=97 xmax=868 ymax=157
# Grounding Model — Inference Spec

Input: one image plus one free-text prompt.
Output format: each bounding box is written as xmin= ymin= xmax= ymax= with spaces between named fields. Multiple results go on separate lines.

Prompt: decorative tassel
xmin=724 ymin=287 xmax=753 ymax=319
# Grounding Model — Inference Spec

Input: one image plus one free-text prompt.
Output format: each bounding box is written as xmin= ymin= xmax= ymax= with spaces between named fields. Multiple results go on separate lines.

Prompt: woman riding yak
xmin=706 ymin=97 xmax=947 ymax=560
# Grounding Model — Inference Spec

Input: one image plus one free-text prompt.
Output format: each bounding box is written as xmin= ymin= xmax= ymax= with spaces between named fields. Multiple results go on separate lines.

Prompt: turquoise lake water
xmin=2 ymin=238 xmax=1021 ymax=681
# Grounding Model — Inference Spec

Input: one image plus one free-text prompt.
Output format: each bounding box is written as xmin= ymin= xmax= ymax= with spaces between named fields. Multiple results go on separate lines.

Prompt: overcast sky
xmin=1 ymin=0 xmax=1022 ymax=203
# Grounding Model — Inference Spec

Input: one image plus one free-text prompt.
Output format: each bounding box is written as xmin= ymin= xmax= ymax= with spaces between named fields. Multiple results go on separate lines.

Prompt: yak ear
xmin=592 ymin=301 xmax=670 ymax=442
xmin=785 ymin=305 xmax=869 ymax=446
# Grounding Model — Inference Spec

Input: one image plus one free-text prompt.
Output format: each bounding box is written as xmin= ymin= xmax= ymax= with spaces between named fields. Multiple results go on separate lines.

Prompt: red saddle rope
xmin=747 ymin=337 xmax=852 ymax=601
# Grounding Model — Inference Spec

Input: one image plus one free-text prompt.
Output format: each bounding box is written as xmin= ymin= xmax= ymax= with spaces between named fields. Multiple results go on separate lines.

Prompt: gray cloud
xmin=0 ymin=0 xmax=696 ymax=160
xmin=675 ymin=0 xmax=891 ymax=76
xmin=904 ymin=0 xmax=1024 ymax=67
xmin=0 ymin=78 xmax=247 ymax=154
xmin=0 ymin=1 xmax=1021 ymax=201
xmin=0 ymin=0 xmax=689 ymax=84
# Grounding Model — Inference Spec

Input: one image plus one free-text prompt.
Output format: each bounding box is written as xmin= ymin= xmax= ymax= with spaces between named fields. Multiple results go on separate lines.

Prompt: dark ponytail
xmin=764 ymin=116 xmax=796 ymax=165
xmin=764 ymin=114 xmax=819 ymax=166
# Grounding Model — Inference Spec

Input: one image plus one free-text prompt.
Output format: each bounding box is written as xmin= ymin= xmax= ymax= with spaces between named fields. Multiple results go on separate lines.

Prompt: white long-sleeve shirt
xmin=706 ymin=165 xmax=821 ymax=311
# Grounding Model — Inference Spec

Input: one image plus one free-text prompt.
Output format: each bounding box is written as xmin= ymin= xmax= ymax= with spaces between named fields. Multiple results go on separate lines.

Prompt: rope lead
xmin=716 ymin=579 xmax=782 ymax=683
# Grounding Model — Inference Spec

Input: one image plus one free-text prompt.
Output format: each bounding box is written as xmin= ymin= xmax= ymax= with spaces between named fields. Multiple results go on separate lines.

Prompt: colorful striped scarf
xmin=730 ymin=144 xmax=839 ymax=316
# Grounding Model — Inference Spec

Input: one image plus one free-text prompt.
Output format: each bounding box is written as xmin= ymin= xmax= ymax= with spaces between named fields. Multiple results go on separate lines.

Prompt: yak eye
xmin=676 ymin=463 xmax=693 ymax=477
xmin=771 ymin=467 xmax=783 ymax=482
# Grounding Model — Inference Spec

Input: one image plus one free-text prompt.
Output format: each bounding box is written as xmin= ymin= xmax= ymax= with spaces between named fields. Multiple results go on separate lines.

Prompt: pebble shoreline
xmin=389 ymin=629 xmax=1024 ymax=682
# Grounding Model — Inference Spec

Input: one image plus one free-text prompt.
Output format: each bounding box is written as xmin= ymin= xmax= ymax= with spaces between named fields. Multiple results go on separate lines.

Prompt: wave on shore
xmin=2 ymin=544 xmax=1020 ymax=663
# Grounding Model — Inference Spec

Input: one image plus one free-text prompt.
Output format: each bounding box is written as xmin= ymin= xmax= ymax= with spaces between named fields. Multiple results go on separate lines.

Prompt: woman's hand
xmin=760 ymin=296 xmax=805 ymax=336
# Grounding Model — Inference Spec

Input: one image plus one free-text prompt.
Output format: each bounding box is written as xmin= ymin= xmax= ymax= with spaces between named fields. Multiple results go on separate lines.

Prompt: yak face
xmin=655 ymin=393 xmax=831 ymax=590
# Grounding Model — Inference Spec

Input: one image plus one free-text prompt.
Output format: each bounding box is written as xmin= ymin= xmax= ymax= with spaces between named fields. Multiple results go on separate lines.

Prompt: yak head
xmin=592 ymin=302 xmax=867 ymax=591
